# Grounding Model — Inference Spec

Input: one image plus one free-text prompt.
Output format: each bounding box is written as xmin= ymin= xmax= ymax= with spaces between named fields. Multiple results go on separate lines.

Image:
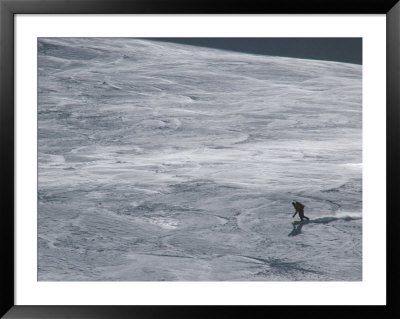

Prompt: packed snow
xmin=38 ymin=38 xmax=362 ymax=281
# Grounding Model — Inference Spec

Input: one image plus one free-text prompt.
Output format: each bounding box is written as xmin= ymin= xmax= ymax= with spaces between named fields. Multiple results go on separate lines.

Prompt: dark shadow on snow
xmin=288 ymin=215 xmax=361 ymax=237
xmin=288 ymin=221 xmax=308 ymax=236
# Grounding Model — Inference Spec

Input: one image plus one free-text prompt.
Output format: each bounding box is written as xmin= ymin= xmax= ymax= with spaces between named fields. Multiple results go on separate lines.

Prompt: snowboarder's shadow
xmin=288 ymin=221 xmax=309 ymax=237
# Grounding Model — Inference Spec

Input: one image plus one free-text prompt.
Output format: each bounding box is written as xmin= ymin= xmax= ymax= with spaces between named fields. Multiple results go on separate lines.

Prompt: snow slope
xmin=38 ymin=38 xmax=362 ymax=281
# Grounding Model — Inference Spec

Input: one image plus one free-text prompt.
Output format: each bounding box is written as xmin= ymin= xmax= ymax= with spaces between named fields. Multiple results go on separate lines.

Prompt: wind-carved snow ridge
xmin=38 ymin=38 xmax=362 ymax=281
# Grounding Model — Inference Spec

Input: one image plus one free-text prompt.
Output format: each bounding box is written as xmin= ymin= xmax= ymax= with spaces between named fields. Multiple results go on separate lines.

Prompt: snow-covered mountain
xmin=38 ymin=38 xmax=362 ymax=281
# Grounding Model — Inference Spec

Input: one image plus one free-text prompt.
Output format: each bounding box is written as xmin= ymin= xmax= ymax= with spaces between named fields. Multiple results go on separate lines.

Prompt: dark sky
xmin=143 ymin=38 xmax=362 ymax=65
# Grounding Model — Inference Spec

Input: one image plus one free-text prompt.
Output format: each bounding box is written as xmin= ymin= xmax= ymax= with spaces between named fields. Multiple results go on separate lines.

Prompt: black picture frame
xmin=1 ymin=0 xmax=399 ymax=318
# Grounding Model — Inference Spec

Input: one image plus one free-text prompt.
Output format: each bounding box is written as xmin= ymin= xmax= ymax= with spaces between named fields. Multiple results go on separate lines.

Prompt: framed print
xmin=1 ymin=0 xmax=399 ymax=318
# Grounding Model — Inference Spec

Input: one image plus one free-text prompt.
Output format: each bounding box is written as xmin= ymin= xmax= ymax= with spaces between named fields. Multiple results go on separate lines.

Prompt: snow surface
xmin=38 ymin=38 xmax=362 ymax=281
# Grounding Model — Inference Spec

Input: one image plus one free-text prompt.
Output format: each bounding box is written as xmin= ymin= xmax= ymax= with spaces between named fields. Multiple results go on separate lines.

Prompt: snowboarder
xmin=292 ymin=201 xmax=309 ymax=221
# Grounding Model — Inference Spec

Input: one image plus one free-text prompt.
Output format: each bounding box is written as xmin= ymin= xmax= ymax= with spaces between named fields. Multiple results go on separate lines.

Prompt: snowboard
xmin=293 ymin=220 xmax=310 ymax=225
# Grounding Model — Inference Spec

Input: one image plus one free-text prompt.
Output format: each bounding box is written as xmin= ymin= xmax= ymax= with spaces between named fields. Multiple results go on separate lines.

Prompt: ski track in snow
xmin=38 ymin=38 xmax=362 ymax=281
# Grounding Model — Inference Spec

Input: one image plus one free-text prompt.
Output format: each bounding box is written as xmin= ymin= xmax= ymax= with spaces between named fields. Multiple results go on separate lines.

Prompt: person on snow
xmin=292 ymin=201 xmax=309 ymax=221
